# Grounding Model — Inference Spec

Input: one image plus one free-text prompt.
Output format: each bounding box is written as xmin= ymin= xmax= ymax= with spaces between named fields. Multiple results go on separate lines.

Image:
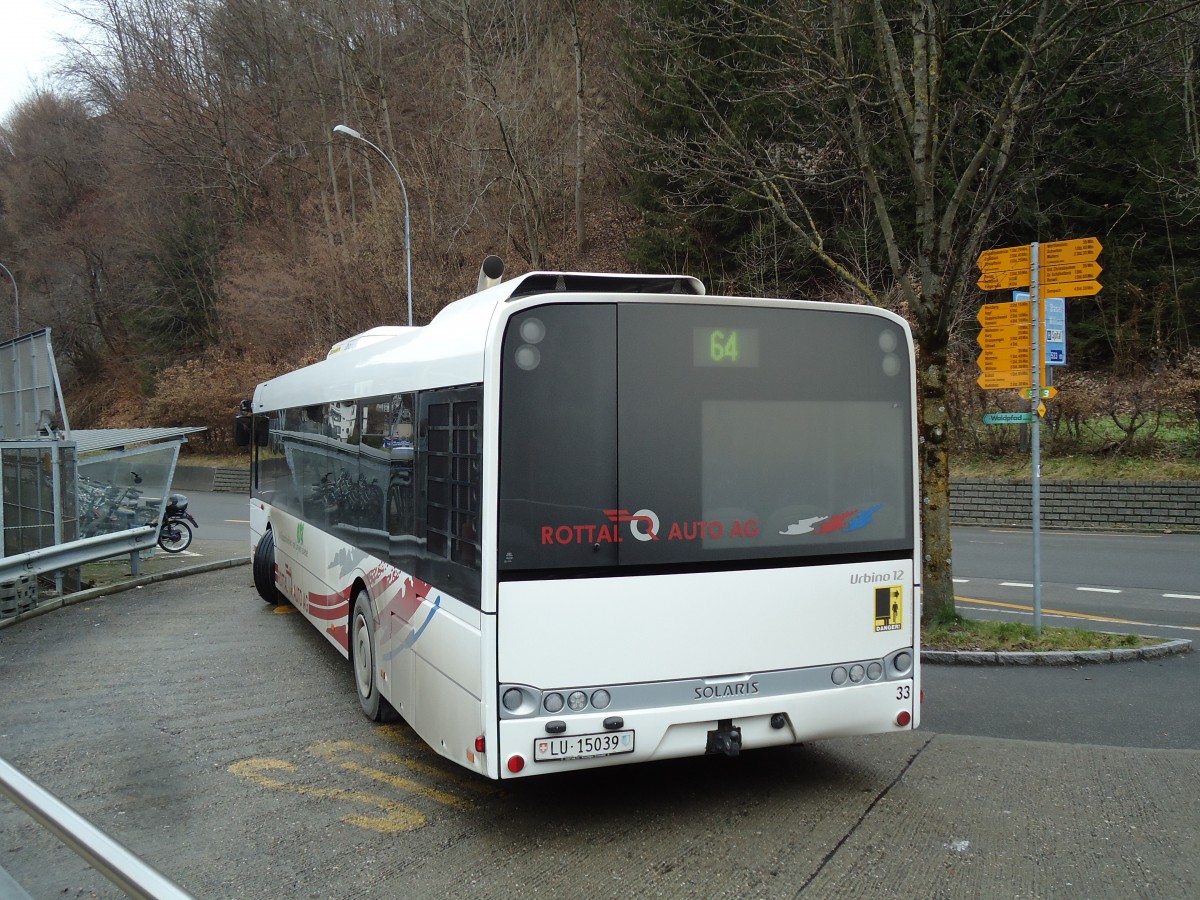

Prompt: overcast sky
xmin=0 ymin=0 xmax=92 ymax=122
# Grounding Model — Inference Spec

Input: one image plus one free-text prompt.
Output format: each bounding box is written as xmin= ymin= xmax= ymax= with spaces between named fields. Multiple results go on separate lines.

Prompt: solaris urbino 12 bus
xmin=240 ymin=259 xmax=920 ymax=780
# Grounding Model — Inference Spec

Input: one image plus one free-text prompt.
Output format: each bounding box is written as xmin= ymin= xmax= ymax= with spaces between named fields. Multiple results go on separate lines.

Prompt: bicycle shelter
xmin=0 ymin=330 xmax=204 ymax=614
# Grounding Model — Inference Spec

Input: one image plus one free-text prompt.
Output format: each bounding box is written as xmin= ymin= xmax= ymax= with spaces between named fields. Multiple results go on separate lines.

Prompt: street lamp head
xmin=333 ymin=124 xmax=362 ymax=140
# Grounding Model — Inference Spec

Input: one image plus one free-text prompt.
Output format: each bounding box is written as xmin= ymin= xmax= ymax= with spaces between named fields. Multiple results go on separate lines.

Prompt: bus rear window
xmin=498 ymin=302 xmax=913 ymax=574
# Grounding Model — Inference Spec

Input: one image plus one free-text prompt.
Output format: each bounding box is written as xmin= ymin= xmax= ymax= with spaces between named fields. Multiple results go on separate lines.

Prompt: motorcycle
xmin=157 ymin=493 xmax=199 ymax=553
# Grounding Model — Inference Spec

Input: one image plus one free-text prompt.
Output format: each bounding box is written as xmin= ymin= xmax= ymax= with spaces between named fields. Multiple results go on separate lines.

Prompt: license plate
xmin=534 ymin=730 xmax=635 ymax=762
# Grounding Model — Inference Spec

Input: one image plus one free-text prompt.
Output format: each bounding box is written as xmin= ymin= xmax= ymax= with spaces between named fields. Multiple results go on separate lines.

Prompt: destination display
xmin=693 ymin=326 xmax=760 ymax=367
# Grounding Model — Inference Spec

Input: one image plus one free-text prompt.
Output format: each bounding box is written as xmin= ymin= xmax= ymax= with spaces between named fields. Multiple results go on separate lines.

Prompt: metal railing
xmin=0 ymin=525 xmax=158 ymax=591
xmin=0 ymin=755 xmax=194 ymax=899
xmin=0 ymin=526 xmax=161 ymax=620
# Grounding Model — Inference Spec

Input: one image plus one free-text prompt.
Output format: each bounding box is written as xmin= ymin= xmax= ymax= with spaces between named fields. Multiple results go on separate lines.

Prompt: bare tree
xmin=626 ymin=0 xmax=1200 ymax=620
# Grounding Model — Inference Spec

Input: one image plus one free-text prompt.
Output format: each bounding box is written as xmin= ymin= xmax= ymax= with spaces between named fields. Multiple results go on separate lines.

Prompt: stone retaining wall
xmin=951 ymin=478 xmax=1200 ymax=531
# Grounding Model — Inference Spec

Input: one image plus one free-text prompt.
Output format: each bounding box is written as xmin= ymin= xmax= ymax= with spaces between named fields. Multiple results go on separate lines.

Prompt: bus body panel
xmin=248 ymin=272 xmax=920 ymax=780
xmin=495 ymin=674 xmax=915 ymax=778
xmin=383 ymin=593 xmax=486 ymax=774
xmin=496 ymin=561 xmax=915 ymax=686
xmin=409 ymin=652 xmax=488 ymax=775
xmin=254 ymin=504 xmax=488 ymax=772
xmin=267 ymin=507 xmax=353 ymax=656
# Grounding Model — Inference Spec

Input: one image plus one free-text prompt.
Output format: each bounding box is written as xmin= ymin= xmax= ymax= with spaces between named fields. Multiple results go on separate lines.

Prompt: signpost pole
xmin=978 ymin=235 xmax=1102 ymax=637
xmin=1030 ymin=243 xmax=1043 ymax=635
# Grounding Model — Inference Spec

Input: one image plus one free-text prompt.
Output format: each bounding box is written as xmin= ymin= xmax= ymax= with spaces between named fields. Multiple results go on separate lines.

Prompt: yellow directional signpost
xmin=977 ymin=269 xmax=1030 ymax=291
xmin=977 ymin=299 xmax=1031 ymax=328
xmin=977 ymin=346 xmax=1032 ymax=371
xmin=1041 ymin=261 xmax=1102 ymax=284
xmin=1039 ymin=280 xmax=1102 ymax=299
xmin=977 ymin=370 xmax=1033 ymax=391
xmin=1040 ymin=236 xmax=1102 ymax=266
xmin=976 ymin=323 xmax=1030 ymax=351
xmin=973 ymin=236 xmax=1103 ymax=635
xmin=975 ymin=301 xmax=1043 ymax=388
xmin=977 ymin=244 xmax=1031 ymax=274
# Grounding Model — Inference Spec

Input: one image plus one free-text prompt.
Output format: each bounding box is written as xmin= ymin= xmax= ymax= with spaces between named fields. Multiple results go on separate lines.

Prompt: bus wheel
xmin=252 ymin=529 xmax=283 ymax=604
xmin=352 ymin=589 xmax=386 ymax=721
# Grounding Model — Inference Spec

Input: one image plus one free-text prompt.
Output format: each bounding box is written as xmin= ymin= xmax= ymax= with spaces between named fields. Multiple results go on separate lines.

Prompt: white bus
xmin=242 ymin=265 xmax=920 ymax=779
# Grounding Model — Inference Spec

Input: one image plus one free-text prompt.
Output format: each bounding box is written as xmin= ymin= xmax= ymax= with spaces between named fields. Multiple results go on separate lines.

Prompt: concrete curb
xmin=922 ymin=639 xmax=1192 ymax=665
xmin=0 ymin=557 xmax=251 ymax=630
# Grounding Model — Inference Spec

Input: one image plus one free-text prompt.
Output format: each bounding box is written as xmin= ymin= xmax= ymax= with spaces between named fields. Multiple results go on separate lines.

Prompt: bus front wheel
xmin=252 ymin=529 xmax=283 ymax=604
xmin=351 ymin=589 xmax=391 ymax=721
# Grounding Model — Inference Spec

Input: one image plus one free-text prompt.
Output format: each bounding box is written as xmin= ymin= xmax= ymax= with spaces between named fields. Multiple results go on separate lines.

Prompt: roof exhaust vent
xmin=477 ymin=255 xmax=505 ymax=292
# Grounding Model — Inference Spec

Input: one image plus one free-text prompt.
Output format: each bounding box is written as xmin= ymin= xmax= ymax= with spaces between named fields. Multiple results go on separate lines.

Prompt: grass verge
xmin=922 ymin=608 xmax=1152 ymax=652
xmin=952 ymin=452 xmax=1200 ymax=481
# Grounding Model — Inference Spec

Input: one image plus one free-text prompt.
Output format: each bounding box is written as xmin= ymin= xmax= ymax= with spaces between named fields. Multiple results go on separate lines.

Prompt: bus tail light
xmin=896 ymin=710 xmax=912 ymax=727
xmin=475 ymin=736 xmax=485 ymax=753
xmin=507 ymin=755 xmax=525 ymax=774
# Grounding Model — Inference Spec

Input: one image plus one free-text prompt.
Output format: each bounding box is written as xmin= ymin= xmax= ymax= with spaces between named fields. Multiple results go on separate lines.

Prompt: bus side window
xmin=418 ymin=386 xmax=482 ymax=607
xmin=384 ymin=394 xmax=416 ymax=541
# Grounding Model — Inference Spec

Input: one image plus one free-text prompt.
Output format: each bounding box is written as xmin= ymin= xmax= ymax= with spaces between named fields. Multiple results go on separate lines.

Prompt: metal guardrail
xmin=0 ymin=755 xmax=194 ymax=899
xmin=0 ymin=526 xmax=159 ymax=588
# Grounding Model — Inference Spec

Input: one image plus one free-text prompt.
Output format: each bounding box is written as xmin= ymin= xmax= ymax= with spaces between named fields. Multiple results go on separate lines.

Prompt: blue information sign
xmin=1014 ymin=291 xmax=1066 ymax=367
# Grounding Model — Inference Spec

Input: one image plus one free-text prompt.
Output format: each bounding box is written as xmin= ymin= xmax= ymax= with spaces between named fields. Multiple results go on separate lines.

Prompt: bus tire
xmin=252 ymin=529 xmax=282 ymax=604
xmin=351 ymin=588 xmax=391 ymax=721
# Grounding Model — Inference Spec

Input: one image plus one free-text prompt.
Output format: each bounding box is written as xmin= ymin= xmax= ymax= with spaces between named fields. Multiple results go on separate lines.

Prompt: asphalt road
xmin=177 ymin=490 xmax=252 ymax=545
xmin=951 ymin=526 xmax=1200 ymax=640
xmin=2 ymin=567 xmax=1199 ymax=899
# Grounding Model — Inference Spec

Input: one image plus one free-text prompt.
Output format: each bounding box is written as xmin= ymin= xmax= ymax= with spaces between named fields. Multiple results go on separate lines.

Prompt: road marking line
xmin=226 ymin=519 xmax=250 ymax=523
xmin=985 ymin=528 xmax=1165 ymax=539
xmin=1077 ymin=586 xmax=1121 ymax=594
xmin=228 ymin=757 xmax=426 ymax=832
xmin=1000 ymin=582 xmax=1033 ymax=588
xmin=954 ymin=594 xmax=1200 ymax=632
xmin=1164 ymin=593 xmax=1200 ymax=601
xmin=953 ymin=578 xmax=970 ymax=583
xmin=309 ymin=740 xmax=479 ymax=810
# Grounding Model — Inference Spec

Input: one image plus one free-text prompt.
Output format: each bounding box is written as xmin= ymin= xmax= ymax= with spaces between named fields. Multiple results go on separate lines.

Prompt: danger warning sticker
xmin=874 ymin=585 xmax=903 ymax=632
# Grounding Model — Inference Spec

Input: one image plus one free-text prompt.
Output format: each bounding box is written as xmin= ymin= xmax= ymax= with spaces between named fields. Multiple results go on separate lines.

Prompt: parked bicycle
xmin=156 ymin=494 xmax=199 ymax=552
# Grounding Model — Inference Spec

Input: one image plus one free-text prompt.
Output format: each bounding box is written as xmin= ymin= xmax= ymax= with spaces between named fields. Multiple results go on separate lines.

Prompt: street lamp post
xmin=333 ymin=124 xmax=413 ymax=328
xmin=0 ymin=261 xmax=18 ymax=338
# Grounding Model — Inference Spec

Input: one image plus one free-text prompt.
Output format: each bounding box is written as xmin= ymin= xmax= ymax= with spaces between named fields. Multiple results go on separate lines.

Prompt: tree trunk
xmin=917 ymin=347 xmax=954 ymax=624
xmin=570 ymin=0 xmax=587 ymax=255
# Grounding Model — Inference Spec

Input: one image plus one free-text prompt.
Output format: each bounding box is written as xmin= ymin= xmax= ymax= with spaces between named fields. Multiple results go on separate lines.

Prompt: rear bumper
xmin=495 ymin=677 xmax=916 ymax=778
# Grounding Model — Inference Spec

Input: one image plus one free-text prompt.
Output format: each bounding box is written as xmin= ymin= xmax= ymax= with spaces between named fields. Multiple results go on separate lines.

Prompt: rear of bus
xmin=491 ymin=296 xmax=919 ymax=777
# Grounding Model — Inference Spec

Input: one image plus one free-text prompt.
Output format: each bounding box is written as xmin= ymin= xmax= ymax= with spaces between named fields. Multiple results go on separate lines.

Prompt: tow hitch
xmin=706 ymin=719 xmax=742 ymax=757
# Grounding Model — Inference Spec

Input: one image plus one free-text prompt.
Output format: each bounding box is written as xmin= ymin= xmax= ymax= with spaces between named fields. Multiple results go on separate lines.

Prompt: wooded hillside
xmin=3 ymin=1 xmax=1200 ymax=617
xmin=0 ymin=0 xmax=639 ymax=449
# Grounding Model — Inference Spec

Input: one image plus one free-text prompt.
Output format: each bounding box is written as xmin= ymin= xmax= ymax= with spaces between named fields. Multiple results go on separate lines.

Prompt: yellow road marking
xmin=228 ymin=734 xmax=493 ymax=834
xmin=228 ymin=758 xmax=425 ymax=832
xmin=309 ymin=740 xmax=478 ymax=810
xmin=955 ymin=594 xmax=1200 ymax=632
